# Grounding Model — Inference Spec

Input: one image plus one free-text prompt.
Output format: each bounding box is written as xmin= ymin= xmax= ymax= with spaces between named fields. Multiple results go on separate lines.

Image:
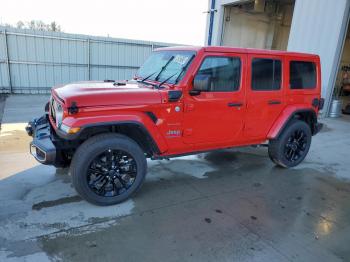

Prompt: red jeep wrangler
xmin=26 ymin=46 xmax=323 ymax=206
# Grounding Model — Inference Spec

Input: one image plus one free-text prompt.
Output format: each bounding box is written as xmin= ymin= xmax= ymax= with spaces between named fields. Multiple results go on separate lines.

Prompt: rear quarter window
xmin=290 ymin=61 xmax=316 ymax=89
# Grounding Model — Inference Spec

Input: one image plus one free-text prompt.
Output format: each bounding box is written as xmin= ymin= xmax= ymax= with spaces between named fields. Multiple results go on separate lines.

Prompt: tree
xmin=16 ymin=21 xmax=25 ymax=29
xmin=0 ymin=20 xmax=62 ymax=32
xmin=50 ymin=21 xmax=61 ymax=32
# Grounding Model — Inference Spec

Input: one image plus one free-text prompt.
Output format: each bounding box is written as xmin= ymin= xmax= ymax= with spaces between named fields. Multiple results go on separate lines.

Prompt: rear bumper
xmin=26 ymin=115 xmax=57 ymax=165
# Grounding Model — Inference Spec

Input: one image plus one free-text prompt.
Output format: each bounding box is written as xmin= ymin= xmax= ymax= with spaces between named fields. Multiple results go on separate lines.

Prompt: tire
xmin=71 ymin=133 xmax=147 ymax=206
xmin=268 ymin=120 xmax=312 ymax=168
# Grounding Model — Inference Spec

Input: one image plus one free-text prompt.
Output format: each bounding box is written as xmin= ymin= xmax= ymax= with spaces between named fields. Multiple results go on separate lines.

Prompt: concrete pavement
xmin=0 ymin=95 xmax=350 ymax=261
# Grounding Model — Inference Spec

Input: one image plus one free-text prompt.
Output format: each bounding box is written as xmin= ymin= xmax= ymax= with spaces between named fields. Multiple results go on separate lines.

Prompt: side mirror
xmin=190 ymin=74 xmax=211 ymax=96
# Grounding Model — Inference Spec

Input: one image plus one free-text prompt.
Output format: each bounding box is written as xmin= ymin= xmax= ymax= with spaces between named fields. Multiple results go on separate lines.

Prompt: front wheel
xmin=71 ymin=133 xmax=147 ymax=206
xmin=268 ymin=120 xmax=312 ymax=168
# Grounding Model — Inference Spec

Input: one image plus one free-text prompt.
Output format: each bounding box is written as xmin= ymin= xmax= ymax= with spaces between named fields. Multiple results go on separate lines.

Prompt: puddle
xmin=148 ymin=156 xmax=216 ymax=180
xmin=1 ymin=112 xmax=350 ymax=260
xmin=2 ymin=151 xmax=349 ymax=261
xmin=204 ymin=150 xmax=238 ymax=165
xmin=32 ymin=195 xmax=82 ymax=211
xmin=0 ymin=199 xmax=135 ymax=242
xmin=0 ymin=250 xmax=50 ymax=262
xmin=35 ymin=163 xmax=350 ymax=262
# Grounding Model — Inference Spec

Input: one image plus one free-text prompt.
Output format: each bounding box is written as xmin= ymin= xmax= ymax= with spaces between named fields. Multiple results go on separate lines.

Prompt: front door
xmin=183 ymin=53 xmax=246 ymax=145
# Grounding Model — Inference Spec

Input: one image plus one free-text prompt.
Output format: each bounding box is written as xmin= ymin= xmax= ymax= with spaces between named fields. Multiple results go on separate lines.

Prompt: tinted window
xmin=252 ymin=58 xmax=281 ymax=91
xmin=196 ymin=56 xmax=241 ymax=92
xmin=290 ymin=61 xmax=316 ymax=89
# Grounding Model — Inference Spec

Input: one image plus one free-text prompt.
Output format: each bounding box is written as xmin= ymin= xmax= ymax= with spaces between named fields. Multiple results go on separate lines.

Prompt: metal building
xmin=205 ymin=0 xmax=350 ymax=116
xmin=0 ymin=26 xmax=175 ymax=94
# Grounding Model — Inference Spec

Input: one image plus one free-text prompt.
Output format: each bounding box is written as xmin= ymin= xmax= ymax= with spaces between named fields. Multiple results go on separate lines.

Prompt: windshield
xmin=137 ymin=50 xmax=196 ymax=84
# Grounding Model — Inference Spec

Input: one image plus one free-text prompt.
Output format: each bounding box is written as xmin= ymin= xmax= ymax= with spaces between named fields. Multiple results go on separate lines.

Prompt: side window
xmin=290 ymin=61 xmax=316 ymax=89
xmin=252 ymin=58 xmax=281 ymax=91
xmin=196 ymin=56 xmax=241 ymax=92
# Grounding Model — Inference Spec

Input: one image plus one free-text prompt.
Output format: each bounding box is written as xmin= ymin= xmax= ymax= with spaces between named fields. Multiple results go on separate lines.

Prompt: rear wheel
xmin=268 ymin=120 xmax=312 ymax=168
xmin=71 ymin=133 xmax=147 ymax=206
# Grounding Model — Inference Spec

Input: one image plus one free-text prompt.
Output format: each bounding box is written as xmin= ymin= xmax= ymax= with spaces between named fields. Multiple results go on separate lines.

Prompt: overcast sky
xmin=0 ymin=0 xmax=209 ymax=45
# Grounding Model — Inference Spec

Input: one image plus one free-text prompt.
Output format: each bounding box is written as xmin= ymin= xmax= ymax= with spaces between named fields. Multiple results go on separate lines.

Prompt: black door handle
xmin=268 ymin=100 xmax=281 ymax=105
xmin=228 ymin=102 xmax=243 ymax=107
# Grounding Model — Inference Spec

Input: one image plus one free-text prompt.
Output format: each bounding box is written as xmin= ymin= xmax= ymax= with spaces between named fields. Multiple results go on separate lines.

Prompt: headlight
xmin=50 ymin=98 xmax=80 ymax=134
xmin=54 ymin=101 xmax=64 ymax=127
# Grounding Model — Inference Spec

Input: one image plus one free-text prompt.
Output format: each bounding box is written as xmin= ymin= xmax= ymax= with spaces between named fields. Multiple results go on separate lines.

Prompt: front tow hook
xmin=25 ymin=122 xmax=34 ymax=137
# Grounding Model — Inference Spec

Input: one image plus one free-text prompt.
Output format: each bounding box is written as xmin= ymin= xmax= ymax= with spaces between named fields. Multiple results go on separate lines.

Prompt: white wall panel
xmin=288 ymin=0 xmax=350 ymax=115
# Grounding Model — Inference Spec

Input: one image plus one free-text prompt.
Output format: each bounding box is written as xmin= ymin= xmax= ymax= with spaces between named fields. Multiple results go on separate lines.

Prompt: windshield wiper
xmin=136 ymin=71 xmax=160 ymax=88
xmin=139 ymin=71 xmax=157 ymax=83
xmin=157 ymin=73 xmax=179 ymax=89
xmin=157 ymin=55 xmax=196 ymax=89
xmin=154 ymin=56 xmax=175 ymax=81
xmin=137 ymin=56 xmax=174 ymax=85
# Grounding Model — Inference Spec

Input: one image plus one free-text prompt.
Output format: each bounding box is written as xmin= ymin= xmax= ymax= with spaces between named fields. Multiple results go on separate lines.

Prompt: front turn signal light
xmin=60 ymin=124 xmax=81 ymax=134
xmin=67 ymin=127 xmax=81 ymax=134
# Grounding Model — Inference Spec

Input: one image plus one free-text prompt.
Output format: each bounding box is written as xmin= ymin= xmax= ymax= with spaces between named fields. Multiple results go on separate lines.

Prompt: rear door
xmin=182 ymin=52 xmax=246 ymax=145
xmin=244 ymin=54 xmax=285 ymax=139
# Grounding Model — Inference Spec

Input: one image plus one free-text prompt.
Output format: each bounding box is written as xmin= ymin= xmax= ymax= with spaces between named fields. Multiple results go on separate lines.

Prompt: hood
xmin=52 ymin=81 xmax=162 ymax=108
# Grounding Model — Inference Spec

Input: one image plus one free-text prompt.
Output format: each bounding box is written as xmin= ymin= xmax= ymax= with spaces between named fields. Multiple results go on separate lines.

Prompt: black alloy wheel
xmin=268 ymin=120 xmax=312 ymax=168
xmin=71 ymin=133 xmax=147 ymax=206
xmin=87 ymin=149 xmax=137 ymax=197
xmin=283 ymin=129 xmax=308 ymax=163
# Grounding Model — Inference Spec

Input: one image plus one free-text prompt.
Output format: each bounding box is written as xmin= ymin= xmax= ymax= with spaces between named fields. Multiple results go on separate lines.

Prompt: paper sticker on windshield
xmin=173 ymin=55 xmax=189 ymax=65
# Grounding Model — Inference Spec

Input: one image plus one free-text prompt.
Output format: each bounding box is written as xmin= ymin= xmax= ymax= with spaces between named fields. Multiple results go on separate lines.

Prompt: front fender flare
xmin=58 ymin=112 xmax=169 ymax=153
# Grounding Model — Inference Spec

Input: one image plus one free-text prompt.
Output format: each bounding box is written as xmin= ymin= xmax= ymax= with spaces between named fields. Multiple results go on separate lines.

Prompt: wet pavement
xmin=1 ymin=95 xmax=350 ymax=261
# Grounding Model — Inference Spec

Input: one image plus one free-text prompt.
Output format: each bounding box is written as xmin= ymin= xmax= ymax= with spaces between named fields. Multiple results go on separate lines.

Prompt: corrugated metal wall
xmin=0 ymin=26 xmax=175 ymax=94
xmin=287 ymin=0 xmax=350 ymax=116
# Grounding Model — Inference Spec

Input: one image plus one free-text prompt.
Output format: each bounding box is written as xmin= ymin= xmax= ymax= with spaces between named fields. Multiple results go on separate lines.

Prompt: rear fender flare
xmin=267 ymin=106 xmax=317 ymax=139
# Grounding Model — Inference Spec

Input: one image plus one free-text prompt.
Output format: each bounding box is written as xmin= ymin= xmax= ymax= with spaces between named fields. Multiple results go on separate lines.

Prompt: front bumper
xmin=26 ymin=115 xmax=57 ymax=165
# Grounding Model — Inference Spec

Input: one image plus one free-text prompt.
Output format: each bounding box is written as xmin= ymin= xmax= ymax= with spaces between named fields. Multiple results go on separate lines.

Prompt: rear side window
xmin=252 ymin=58 xmax=281 ymax=91
xmin=197 ymin=56 xmax=241 ymax=92
xmin=290 ymin=61 xmax=316 ymax=89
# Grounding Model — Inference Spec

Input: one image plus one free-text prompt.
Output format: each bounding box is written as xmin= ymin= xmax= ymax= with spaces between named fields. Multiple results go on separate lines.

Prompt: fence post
xmin=87 ymin=38 xmax=91 ymax=80
xmin=4 ymin=30 xmax=12 ymax=93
